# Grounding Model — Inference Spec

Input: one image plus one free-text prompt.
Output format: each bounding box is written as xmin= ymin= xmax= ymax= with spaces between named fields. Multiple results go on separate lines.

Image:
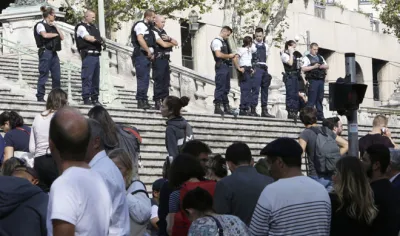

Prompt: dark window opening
xmin=180 ymin=20 xmax=193 ymax=70
xmin=0 ymin=0 xmax=13 ymax=27
xmin=372 ymin=58 xmax=387 ymax=101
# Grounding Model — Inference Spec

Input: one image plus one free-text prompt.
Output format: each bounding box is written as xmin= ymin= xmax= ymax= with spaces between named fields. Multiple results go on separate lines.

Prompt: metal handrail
xmin=0 ymin=36 xmax=80 ymax=105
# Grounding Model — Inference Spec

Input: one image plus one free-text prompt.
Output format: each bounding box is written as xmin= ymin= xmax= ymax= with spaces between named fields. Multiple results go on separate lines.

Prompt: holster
xmin=80 ymin=50 xmax=88 ymax=60
xmin=38 ymin=48 xmax=45 ymax=57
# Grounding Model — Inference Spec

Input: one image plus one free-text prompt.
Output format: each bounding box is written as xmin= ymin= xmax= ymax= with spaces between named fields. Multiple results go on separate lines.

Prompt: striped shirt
xmin=249 ymin=176 xmax=331 ymax=236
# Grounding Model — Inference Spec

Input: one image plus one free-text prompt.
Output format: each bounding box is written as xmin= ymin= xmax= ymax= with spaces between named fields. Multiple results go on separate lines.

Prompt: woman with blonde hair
xmin=330 ymin=156 xmax=378 ymax=236
xmin=109 ymin=148 xmax=151 ymax=236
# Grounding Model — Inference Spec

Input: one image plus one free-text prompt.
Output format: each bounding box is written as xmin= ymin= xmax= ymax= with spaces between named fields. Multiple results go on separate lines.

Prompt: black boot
xmin=239 ymin=109 xmax=250 ymax=116
xmin=143 ymin=100 xmax=152 ymax=110
xmin=137 ymin=100 xmax=144 ymax=109
xmin=250 ymin=106 xmax=260 ymax=117
xmin=92 ymin=100 xmax=102 ymax=106
xmin=214 ymin=103 xmax=224 ymax=115
xmin=223 ymin=104 xmax=233 ymax=115
xmin=83 ymin=99 xmax=91 ymax=105
xmin=261 ymin=106 xmax=275 ymax=118
xmin=287 ymin=111 xmax=295 ymax=119
xmin=154 ymin=100 xmax=161 ymax=110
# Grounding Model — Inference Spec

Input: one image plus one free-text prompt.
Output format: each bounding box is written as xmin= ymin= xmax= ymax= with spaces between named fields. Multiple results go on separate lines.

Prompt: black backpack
xmin=309 ymin=126 xmax=341 ymax=175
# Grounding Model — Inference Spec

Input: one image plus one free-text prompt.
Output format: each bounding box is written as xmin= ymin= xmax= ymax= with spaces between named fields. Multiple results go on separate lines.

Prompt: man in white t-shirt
xmin=249 ymin=138 xmax=331 ymax=236
xmin=47 ymin=107 xmax=112 ymax=236
xmin=131 ymin=9 xmax=157 ymax=110
xmin=210 ymin=26 xmax=236 ymax=115
xmin=301 ymin=43 xmax=329 ymax=121
xmin=85 ymin=119 xmax=130 ymax=236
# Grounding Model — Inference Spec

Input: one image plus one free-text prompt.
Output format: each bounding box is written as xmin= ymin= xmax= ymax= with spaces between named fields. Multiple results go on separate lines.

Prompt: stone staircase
xmin=1 ymin=54 xmax=400 ymax=190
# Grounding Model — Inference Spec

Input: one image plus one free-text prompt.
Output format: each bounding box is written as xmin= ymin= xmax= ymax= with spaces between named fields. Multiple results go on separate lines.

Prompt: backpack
xmin=309 ymin=126 xmax=341 ymax=175
xmin=117 ymin=125 xmax=142 ymax=167
xmin=172 ymin=181 xmax=217 ymax=236
xmin=129 ymin=180 xmax=151 ymax=224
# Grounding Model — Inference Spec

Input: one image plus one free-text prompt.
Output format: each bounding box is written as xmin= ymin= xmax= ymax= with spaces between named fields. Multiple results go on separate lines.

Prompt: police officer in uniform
xmin=34 ymin=6 xmax=63 ymax=102
xmin=301 ymin=42 xmax=329 ymax=121
xmin=281 ymin=40 xmax=302 ymax=121
xmin=252 ymin=27 xmax=274 ymax=117
xmin=210 ymin=26 xmax=236 ymax=115
xmin=132 ymin=10 xmax=156 ymax=109
xmin=75 ymin=10 xmax=104 ymax=106
xmin=152 ymin=15 xmax=178 ymax=110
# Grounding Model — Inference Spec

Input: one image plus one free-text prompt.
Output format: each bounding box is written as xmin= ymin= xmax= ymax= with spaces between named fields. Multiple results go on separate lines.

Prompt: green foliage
xmin=372 ymin=0 xmax=400 ymax=38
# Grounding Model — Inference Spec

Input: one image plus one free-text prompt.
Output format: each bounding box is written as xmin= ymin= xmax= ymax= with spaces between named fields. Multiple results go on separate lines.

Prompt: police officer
xmin=75 ymin=10 xmax=104 ymax=106
xmin=233 ymin=36 xmax=255 ymax=116
xmin=252 ymin=27 xmax=274 ymax=117
xmin=281 ymin=40 xmax=302 ymax=121
xmin=34 ymin=6 xmax=63 ymax=102
xmin=152 ymin=15 xmax=178 ymax=110
xmin=301 ymin=42 xmax=329 ymax=121
xmin=210 ymin=26 xmax=236 ymax=115
xmin=132 ymin=10 xmax=156 ymax=110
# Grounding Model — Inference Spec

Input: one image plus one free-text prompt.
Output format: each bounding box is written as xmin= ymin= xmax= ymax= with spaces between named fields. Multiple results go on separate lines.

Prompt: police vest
xmin=282 ymin=51 xmax=299 ymax=72
xmin=131 ymin=20 xmax=156 ymax=49
xmin=305 ymin=54 xmax=327 ymax=79
xmin=74 ymin=23 xmax=102 ymax=52
xmin=34 ymin=21 xmax=61 ymax=51
xmin=210 ymin=38 xmax=231 ymax=63
xmin=252 ymin=42 xmax=267 ymax=64
xmin=153 ymin=28 xmax=172 ymax=53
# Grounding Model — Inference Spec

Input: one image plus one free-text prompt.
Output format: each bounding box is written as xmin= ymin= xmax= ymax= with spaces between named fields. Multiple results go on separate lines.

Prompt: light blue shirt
xmin=89 ymin=150 xmax=130 ymax=236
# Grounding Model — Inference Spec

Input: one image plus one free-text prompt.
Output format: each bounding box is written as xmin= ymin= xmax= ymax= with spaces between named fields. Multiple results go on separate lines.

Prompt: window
xmin=180 ymin=21 xmax=194 ymax=70
xmin=314 ymin=4 xmax=326 ymax=19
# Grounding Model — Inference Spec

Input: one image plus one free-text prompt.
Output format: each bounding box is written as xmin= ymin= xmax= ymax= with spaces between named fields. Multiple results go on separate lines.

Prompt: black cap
xmin=152 ymin=178 xmax=167 ymax=191
xmin=260 ymin=138 xmax=303 ymax=159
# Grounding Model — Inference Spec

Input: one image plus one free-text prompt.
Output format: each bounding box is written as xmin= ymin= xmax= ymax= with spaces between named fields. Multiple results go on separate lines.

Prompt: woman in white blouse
xmin=29 ymin=88 xmax=67 ymax=159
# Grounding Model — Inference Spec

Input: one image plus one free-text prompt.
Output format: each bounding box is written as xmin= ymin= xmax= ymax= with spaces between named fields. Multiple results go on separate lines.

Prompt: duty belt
xmin=286 ymin=71 xmax=299 ymax=75
xmin=255 ymin=64 xmax=268 ymax=70
xmin=85 ymin=50 xmax=101 ymax=56
xmin=156 ymin=52 xmax=171 ymax=59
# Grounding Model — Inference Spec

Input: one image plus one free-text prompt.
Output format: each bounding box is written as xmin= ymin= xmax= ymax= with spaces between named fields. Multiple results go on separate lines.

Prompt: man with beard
xmin=322 ymin=117 xmax=343 ymax=136
xmin=362 ymin=144 xmax=400 ymax=236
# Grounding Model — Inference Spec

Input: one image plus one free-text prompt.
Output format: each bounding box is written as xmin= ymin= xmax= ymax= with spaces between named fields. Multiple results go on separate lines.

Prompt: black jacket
xmin=165 ymin=116 xmax=193 ymax=158
xmin=0 ymin=176 xmax=49 ymax=236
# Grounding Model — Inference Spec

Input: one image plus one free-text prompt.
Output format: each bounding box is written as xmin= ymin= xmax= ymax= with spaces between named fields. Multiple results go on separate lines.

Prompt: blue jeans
xmin=37 ymin=49 xmax=61 ymax=99
xmin=152 ymin=58 xmax=170 ymax=101
xmin=307 ymin=79 xmax=325 ymax=119
xmin=81 ymin=55 xmax=100 ymax=101
xmin=134 ymin=55 xmax=151 ymax=100
xmin=214 ymin=63 xmax=231 ymax=105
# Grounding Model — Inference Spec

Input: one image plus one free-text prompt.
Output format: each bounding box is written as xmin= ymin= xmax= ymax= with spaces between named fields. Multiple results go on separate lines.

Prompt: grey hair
xmin=389 ymin=148 xmax=400 ymax=171
xmin=87 ymin=118 xmax=105 ymax=147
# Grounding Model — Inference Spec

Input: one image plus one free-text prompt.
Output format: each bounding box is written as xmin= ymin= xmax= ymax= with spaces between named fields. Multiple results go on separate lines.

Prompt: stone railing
xmin=56 ymin=22 xmax=240 ymax=111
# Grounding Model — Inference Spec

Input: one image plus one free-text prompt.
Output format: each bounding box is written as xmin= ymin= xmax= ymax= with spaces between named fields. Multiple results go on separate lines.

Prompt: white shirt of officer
xmin=302 ymin=54 xmax=327 ymax=67
xmin=36 ymin=20 xmax=48 ymax=35
xmin=211 ymin=36 xmax=225 ymax=52
xmin=236 ymin=46 xmax=256 ymax=67
xmin=76 ymin=24 xmax=91 ymax=39
xmin=252 ymin=41 xmax=269 ymax=65
xmin=134 ymin=21 xmax=154 ymax=52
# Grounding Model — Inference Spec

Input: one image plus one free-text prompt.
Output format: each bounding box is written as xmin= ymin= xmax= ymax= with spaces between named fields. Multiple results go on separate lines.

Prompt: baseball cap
xmin=152 ymin=178 xmax=167 ymax=191
xmin=260 ymin=137 xmax=303 ymax=159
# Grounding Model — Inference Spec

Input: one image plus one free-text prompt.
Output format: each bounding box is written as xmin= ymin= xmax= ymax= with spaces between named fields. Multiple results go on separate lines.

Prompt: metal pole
xmin=345 ymin=52 xmax=359 ymax=157
xmin=67 ymin=61 xmax=73 ymax=105
xmin=306 ymin=30 xmax=310 ymax=48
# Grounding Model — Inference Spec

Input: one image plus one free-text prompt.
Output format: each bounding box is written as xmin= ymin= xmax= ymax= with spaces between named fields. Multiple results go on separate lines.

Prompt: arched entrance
xmin=355 ymin=61 xmax=364 ymax=84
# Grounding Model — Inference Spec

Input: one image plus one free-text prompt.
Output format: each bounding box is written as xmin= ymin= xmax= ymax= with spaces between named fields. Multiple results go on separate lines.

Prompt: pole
xmin=345 ymin=53 xmax=359 ymax=157
xmin=98 ymin=0 xmax=106 ymax=38
xmin=306 ymin=30 xmax=310 ymax=48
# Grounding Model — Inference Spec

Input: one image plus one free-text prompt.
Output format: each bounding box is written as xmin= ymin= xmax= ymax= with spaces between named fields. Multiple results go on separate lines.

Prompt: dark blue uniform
xmin=238 ymin=66 xmax=253 ymax=115
xmin=210 ymin=38 xmax=233 ymax=115
xmin=152 ymin=27 xmax=172 ymax=110
xmin=282 ymin=51 xmax=301 ymax=120
xmin=304 ymin=54 xmax=327 ymax=120
xmin=34 ymin=21 xmax=61 ymax=102
xmin=74 ymin=22 xmax=102 ymax=105
xmin=131 ymin=21 xmax=156 ymax=109
xmin=252 ymin=42 xmax=274 ymax=117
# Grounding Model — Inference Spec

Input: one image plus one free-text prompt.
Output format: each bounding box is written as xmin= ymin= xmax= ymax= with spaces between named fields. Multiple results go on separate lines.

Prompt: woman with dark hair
xmin=183 ymin=187 xmax=249 ymax=235
xmin=160 ymin=96 xmax=193 ymax=159
xmin=281 ymin=40 xmax=303 ymax=121
xmin=330 ymin=156 xmax=378 ymax=236
xmin=166 ymin=154 xmax=215 ymax=235
xmin=34 ymin=6 xmax=64 ymax=102
xmin=0 ymin=111 xmax=31 ymax=163
xmin=207 ymin=154 xmax=228 ymax=181
xmin=233 ymin=36 xmax=258 ymax=116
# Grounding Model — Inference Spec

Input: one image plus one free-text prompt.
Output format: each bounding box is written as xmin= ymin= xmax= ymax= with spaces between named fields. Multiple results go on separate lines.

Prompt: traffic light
xmin=329 ymin=77 xmax=367 ymax=115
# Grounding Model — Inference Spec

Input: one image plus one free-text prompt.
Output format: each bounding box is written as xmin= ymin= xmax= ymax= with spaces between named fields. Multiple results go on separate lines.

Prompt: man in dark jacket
xmin=0 ymin=176 xmax=48 ymax=236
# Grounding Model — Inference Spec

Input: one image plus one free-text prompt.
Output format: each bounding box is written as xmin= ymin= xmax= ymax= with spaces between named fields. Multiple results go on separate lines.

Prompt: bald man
xmin=47 ymin=107 xmax=113 ymax=236
xmin=152 ymin=15 xmax=178 ymax=110
xmin=75 ymin=10 xmax=104 ymax=106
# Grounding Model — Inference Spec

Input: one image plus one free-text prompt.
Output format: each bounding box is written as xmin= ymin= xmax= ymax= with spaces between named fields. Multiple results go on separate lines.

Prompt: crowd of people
xmin=0 ymin=87 xmax=400 ymax=236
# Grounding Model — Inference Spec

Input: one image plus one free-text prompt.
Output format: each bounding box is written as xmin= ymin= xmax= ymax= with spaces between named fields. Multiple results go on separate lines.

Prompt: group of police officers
xmin=34 ymin=7 xmax=328 ymax=121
